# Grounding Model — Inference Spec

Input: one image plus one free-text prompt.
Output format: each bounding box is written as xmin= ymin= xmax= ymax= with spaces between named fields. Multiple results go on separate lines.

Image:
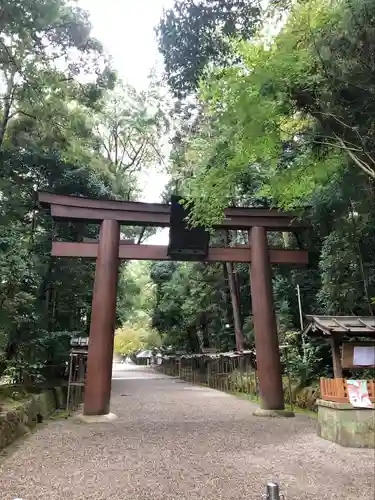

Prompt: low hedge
xmin=227 ymin=370 xmax=320 ymax=411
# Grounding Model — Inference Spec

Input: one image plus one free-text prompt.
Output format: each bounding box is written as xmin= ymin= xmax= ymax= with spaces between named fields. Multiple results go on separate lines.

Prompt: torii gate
xmin=38 ymin=192 xmax=309 ymax=417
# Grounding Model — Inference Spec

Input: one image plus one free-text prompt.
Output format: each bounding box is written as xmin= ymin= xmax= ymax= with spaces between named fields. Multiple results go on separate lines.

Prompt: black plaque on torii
xmin=167 ymin=195 xmax=210 ymax=261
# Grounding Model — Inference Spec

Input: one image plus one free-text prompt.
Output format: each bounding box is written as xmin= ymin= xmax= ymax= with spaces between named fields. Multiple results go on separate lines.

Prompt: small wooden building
xmin=304 ymin=315 xmax=375 ymax=376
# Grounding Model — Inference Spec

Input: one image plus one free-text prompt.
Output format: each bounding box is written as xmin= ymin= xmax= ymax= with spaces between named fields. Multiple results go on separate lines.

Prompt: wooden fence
xmin=156 ymin=353 xmax=260 ymax=399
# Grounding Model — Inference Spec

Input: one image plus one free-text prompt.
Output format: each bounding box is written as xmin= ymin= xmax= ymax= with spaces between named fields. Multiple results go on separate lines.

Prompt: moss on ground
xmin=0 ymin=385 xmax=68 ymax=451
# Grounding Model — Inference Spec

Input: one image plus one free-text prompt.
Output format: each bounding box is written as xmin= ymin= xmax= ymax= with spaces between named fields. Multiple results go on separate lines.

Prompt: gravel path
xmin=0 ymin=365 xmax=374 ymax=500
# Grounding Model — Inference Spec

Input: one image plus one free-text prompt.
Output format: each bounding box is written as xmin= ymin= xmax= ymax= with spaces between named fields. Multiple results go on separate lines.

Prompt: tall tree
xmin=92 ymin=82 xmax=169 ymax=200
xmin=156 ymin=0 xmax=260 ymax=97
xmin=0 ymin=0 xmax=115 ymax=150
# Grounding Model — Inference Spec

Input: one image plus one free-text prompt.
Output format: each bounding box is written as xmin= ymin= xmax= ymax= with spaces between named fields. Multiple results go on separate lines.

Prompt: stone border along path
xmin=0 ymin=364 xmax=374 ymax=500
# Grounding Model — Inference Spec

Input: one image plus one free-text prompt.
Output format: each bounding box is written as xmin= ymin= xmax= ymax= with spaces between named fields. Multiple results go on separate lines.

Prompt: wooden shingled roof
xmin=303 ymin=315 xmax=375 ymax=338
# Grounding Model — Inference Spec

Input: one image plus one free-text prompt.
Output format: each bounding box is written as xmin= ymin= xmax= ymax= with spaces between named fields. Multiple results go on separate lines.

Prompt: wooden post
xmin=227 ymin=261 xmax=244 ymax=351
xmin=84 ymin=219 xmax=120 ymax=416
xmin=249 ymin=227 xmax=285 ymax=410
xmin=329 ymin=336 xmax=343 ymax=378
xmin=233 ymin=268 xmax=242 ymax=316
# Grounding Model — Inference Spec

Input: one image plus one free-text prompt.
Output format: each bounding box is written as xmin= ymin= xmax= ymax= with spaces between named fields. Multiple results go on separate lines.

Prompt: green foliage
xmin=281 ymin=330 xmax=332 ymax=385
xmin=114 ymin=322 xmax=161 ymax=357
xmin=117 ymin=261 xmax=156 ymax=325
xmin=0 ymin=0 xmax=115 ymax=151
xmin=156 ymin=0 xmax=261 ymax=97
xmin=91 ymin=81 xmax=170 ymax=200
xmin=149 ymin=259 xmax=249 ymax=352
xmin=0 ymin=149 xmax=113 ymax=382
xmin=160 ymin=0 xmax=375 ymax=228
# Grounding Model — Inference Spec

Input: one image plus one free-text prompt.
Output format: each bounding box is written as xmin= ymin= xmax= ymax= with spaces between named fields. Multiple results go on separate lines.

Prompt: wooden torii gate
xmin=38 ymin=192 xmax=309 ymax=417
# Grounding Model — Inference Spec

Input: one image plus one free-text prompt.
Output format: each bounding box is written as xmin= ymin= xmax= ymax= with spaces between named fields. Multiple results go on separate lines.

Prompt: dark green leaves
xmin=156 ymin=0 xmax=261 ymax=97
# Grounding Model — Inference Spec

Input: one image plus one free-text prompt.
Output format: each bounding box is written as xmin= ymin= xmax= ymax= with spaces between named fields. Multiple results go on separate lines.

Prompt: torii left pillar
xmin=84 ymin=219 xmax=120 ymax=416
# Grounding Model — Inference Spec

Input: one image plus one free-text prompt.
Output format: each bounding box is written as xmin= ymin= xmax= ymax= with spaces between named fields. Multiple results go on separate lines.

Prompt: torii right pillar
xmin=250 ymin=227 xmax=292 ymax=416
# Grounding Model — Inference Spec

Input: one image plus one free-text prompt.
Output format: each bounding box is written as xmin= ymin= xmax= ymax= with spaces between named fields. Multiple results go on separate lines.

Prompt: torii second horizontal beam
xmin=51 ymin=242 xmax=309 ymax=265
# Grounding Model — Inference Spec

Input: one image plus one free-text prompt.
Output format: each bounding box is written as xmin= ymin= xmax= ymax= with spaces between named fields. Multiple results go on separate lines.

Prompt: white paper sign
xmin=353 ymin=346 xmax=375 ymax=366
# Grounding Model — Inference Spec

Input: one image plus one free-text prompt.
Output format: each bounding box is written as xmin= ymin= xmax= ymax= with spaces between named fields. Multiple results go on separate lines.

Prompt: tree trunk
xmin=200 ymin=312 xmax=210 ymax=348
xmin=0 ymin=71 xmax=16 ymax=150
xmin=222 ymin=262 xmax=234 ymax=325
xmin=187 ymin=326 xmax=201 ymax=353
xmin=226 ymin=261 xmax=244 ymax=351
xmin=225 ymin=231 xmax=245 ymax=351
xmin=233 ymin=266 xmax=242 ymax=325
xmin=349 ymin=199 xmax=373 ymax=315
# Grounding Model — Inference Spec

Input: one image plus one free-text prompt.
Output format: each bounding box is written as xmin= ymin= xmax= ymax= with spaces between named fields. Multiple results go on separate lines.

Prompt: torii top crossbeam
xmin=38 ymin=192 xmax=308 ymax=231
